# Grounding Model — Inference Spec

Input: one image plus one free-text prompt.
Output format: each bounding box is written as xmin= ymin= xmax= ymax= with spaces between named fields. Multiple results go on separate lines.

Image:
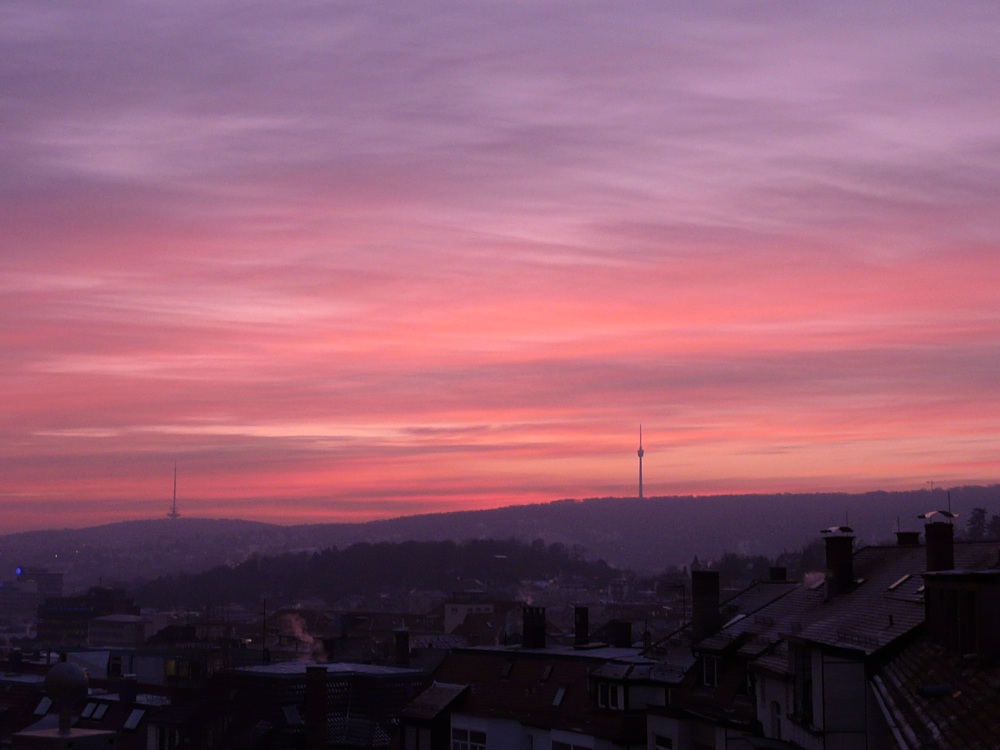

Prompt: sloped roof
xmin=400 ymin=682 xmax=468 ymax=721
xmin=708 ymin=539 xmax=1000 ymax=675
xmin=425 ymin=647 xmax=649 ymax=742
xmin=872 ymin=635 xmax=1000 ymax=749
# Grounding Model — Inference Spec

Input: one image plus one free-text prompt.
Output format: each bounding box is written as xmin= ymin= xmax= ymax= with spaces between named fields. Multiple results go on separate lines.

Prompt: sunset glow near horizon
xmin=3 ymin=3 xmax=999 ymax=532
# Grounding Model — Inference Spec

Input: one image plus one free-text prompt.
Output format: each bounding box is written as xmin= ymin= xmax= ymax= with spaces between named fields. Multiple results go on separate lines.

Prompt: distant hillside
xmin=1 ymin=486 xmax=997 ymax=592
xmin=134 ymin=537 xmax=617 ymax=610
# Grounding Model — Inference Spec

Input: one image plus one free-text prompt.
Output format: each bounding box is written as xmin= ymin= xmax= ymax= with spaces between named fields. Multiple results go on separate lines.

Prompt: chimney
xmin=305 ymin=665 xmax=327 ymax=750
xmin=522 ymin=606 xmax=546 ymax=649
xmin=691 ymin=570 xmax=721 ymax=640
xmin=769 ymin=566 xmax=787 ymax=582
xmin=608 ymin=619 xmax=632 ymax=648
xmin=394 ymin=629 xmax=410 ymax=668
xmin=824 ymin=533 xmax=855 ymax=597
xmin=925 ymin=522 xmax=955 ymax=572
xmin=573 ymin=606 xmax=589 ymax=647
xmin=895 ymin=531 xmax=921 ymax=546
xmin=119 ymin=673 xmax=138 ymax=708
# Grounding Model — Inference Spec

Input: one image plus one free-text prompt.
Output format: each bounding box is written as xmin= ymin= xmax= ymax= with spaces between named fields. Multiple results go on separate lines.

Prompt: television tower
xmin=168 ymin=462 xmax=180 ymax=519
xmin=637 ymin=425 xmax=644 ymax=499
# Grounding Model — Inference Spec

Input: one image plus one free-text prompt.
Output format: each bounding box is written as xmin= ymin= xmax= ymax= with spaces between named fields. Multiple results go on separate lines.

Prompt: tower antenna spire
xmin=637 ymin=425 xmax=645 ymax=499
xmin=168 ymin=462 xmax=180 ymax=519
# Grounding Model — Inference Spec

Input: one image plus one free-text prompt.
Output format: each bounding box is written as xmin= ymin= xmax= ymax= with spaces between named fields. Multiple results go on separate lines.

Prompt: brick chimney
xmin=925 ymin=522 xmax=954 ymax=572
xmin=305 ymin=665 xmax=327 ymax=750
xmin=769 ymin=566 xmax=787 ymax=582
xmin=607 ymin=619 xmax=632 ymax=648
xmin=824 ymin=533 xmax=855 ymax=597
xmin=118 ymin=674 xmax=138 ymax=708
xmin=394 ymin=629 xmax=409 ymax=668
xmin=522 ymin=606 xmax=546 ymax=649
xmin=691 ymin=570 xmax=721 ymax=640
xmin=573 ymin=606 xmax=589 ymax=647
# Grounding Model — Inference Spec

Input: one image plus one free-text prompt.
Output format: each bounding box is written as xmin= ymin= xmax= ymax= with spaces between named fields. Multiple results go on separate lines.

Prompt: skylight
xmin=123 ymin=708 xmax=145 ymax=731
xmin=888 ymin=574 xmax=911 ymax=591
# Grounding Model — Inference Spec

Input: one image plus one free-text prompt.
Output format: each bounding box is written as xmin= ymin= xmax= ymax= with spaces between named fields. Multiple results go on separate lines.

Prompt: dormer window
xmin=597 ymin=682 xmax=622 ymax=709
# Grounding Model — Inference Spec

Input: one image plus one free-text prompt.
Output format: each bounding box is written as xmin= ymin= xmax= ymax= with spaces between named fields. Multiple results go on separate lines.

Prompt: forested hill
xmin=1 ymin=486 xmax=997 ymax=591
xmin=134 ymin=538 xmax=616 ymax=610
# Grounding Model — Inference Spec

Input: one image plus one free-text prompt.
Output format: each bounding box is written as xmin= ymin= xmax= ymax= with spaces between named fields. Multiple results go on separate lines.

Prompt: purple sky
xmin=2 ymin=2 xmax=999 ymax=530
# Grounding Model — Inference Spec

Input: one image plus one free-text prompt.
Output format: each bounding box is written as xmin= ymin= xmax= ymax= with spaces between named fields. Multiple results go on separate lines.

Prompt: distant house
xmin=88 ymin=614 xmax=148 ymax=648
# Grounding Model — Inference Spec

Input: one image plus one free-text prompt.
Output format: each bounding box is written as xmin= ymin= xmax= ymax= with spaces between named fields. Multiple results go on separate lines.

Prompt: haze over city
xmin=3 ymin=2 xmax=999 ymax=532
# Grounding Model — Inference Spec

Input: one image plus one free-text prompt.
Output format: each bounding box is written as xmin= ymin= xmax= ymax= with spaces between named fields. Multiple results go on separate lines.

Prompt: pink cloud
xmin=2 ymin=2 xmax=999 ymax=530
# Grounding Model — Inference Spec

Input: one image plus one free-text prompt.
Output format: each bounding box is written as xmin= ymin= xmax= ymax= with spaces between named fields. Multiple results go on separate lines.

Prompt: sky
xmin=3 ymin=2 xmax=999 ymax=531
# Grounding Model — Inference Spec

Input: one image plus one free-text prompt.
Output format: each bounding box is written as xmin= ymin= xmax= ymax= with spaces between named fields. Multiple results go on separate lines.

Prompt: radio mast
xmin=168 ymin=462 xmax=181 ymax=519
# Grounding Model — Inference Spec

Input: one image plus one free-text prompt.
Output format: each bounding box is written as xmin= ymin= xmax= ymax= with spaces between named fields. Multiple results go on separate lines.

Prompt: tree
xmin=967 ymin=507 xmax=987 ymax=540
xmin=988 ymin=514 xmax=1000 ymax=540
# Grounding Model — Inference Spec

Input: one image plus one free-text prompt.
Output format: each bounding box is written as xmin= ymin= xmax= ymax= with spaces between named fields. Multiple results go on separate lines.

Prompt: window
xmin=81 ymin=702 xmax=96 ymax=718
xmin=552 ymin=742 xmax=592 ymax=750
xmin=500 ymin=660 xmax=513 ymax=678
xmin=541 ymin=664 xmax=553 ymax=680
xmin=282 ymin=705 xmax=303 ymax=726
xmin=553 ymin=685 xmax=567 ymax=706
xmin=92 ymin=703 xmax=108 ymax=720
xmin=452 ymin=728 xmax=486 ymax=750
xmin=702 ymin=656 xmax=718 ymax=688
xmin=34 ymin=696 xmax=52 ymax=716
xmin=791 ymin=645 xmax=813 ymax=724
